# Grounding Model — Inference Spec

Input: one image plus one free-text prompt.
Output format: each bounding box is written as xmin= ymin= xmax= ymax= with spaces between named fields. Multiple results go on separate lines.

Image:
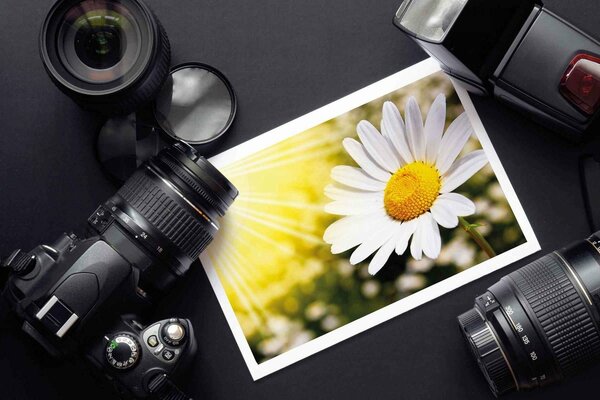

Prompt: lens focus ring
xmin=117 ymin=168 xmax=214 ymax=260
xmin=157 ymin=154 xmax=225 ymax=217
xmin=510 ymin=253 xmax=600 ymax=377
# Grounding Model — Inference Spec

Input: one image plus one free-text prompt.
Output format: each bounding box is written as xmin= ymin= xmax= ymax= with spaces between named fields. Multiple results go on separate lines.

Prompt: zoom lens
xmin=41 ymin=0 xmax=170 ymax=115
xmin=458 ymin=235 xmax=600 ymax=396
xmin=90 ymin=143 xmax=237 ymax=292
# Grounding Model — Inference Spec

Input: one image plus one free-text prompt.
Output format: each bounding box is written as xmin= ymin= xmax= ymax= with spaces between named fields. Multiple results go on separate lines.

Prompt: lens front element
xmin=74 ymin=12 xmax=126 ymax=69
xmin=58 ymin=1 xmax=142 ymax=84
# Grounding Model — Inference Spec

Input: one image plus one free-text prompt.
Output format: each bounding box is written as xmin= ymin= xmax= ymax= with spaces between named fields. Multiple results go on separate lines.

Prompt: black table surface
xmin=2 ymin=0 xmax=600 ymax=399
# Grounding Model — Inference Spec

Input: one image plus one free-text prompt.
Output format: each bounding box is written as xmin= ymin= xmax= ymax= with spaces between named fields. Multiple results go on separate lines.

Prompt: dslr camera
xmin=0 ymin=0 xmax=239 ymax=398
xmin=1 ymin=144 xmax=237 ymax=398
xmin=0 ymin=0 xmax=239 ymax=397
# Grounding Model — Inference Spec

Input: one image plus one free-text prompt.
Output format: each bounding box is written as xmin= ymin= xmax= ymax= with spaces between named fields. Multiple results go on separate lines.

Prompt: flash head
xmin=394 ymin=0 xmax=600 ymax=140
xmin=394 ymin=0 xmax=539 ymax=94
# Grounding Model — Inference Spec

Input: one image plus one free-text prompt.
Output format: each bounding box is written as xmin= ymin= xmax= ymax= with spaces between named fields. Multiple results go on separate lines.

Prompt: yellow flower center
xmin=384 ymin=162 xmax=441 ymax=221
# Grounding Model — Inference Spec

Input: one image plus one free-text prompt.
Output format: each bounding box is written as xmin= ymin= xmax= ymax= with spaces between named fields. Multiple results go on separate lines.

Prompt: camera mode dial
xmin=106 ymin=334 xmax=140 ymax=370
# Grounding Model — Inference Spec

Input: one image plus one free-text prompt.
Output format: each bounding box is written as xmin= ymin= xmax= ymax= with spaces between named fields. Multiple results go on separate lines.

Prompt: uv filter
xmin=154 ymin=63 xmax=237 ymax=144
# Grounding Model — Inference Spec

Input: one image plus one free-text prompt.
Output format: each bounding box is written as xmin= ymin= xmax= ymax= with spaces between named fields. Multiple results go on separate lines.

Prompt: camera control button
xmin=166 ymin=324 xmax=185 ymax=341
xmin=153 ymin=343 xmax=164 ymax=355
xmin=162 ymin=321 xmax=186 ymax=346
xmin=147 ymin=335 xmax=159 ymax=348
xmin=162 ymin=349 xmax=175 ymax=361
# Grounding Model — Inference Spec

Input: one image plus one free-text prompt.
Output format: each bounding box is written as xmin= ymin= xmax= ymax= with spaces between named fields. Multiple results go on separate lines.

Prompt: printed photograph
xmin=201 ymin=60 xmax=539 ymax=379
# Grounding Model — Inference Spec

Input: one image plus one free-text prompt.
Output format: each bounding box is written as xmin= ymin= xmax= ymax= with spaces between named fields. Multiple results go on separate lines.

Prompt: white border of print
xmin=201 ymin=58 xmax=541 ymax=381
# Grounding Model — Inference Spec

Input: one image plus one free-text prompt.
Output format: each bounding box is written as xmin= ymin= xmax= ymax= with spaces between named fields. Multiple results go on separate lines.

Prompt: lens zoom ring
xmin=118 ymin=169 xmax=213 ymax=259
xmin=511 ymin=254 xmax=600 ymax=376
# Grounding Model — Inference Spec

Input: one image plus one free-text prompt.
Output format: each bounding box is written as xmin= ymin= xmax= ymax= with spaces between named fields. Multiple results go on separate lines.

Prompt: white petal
xmin=325 ymin=212 xmax=388 ymax=252
xmin=424 ymin=94 xmax=446 ymax=164
xmin=421 ymin=213 xmax=441 ymax=259
xmin=435 ymin=113 xmax=473 ymax=174
xmin=441 ymin=150 xmax=488 ymax=193
xmin=382 ymin=101 xmax=413 ymax=164
xmin=357 ymin=121 xmax=400 ymax=173
xmin=342 ymin=138 xmax=391 ymax=182
xmin=410 ymin=217 xmax=424 ymax=260
xmin=405 ymin=97 xmax=426 ymax=161
xmin=324 ymin=200 xmax=384 ymax=216
xmin=431 ymin=200 xmax=459 ymax=228
xmin=324 ymin=184 xmax=384 ymax=202
xmin=436 ymin=193 xmax=476 ymax=216
xmin=331 ymin=229 xmax=372 ymax=254
xmin=368 ymin=235 xmax=397 ymax=275
xmin=349 ymin=218 xmax=398 ymax=265
xmin=331 ymin=166 xmax=387 ymax=191
xmin=395 ymin=219 xmax=419 ymax=255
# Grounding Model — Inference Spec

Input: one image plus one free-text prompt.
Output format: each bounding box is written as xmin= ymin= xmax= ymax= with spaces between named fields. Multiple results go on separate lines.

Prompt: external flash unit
xmin=393 ymin=0 xmax=600 ymax=140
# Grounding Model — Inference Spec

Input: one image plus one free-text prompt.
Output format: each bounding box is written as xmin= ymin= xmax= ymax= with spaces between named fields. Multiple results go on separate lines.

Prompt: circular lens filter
xmin=154 ymin=62 xmax=237 ymax=144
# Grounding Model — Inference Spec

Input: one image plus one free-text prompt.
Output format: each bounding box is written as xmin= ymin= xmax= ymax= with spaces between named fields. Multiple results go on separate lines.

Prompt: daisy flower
xmin=323 ymin=94 xmax=488 ymax=275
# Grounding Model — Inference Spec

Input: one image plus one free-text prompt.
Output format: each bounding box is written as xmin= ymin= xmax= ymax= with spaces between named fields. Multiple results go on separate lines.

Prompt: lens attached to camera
xmin=458 ymin=235 xmax=600 ymax=396
xmin=89 ymin=143 xmax=238 ymax=292
xmin=41 ymin=0 xmax=171 ymax=115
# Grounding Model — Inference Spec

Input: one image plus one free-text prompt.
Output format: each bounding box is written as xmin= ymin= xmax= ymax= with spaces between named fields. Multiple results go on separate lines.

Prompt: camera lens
xmin=93 ymin=144 xmax=238 ymax=291
xmin=69 ymin=9 xmax=130 ymax=73
xmin=458 ymin=236 xmax=600 ymax=396
xmin=41 ymin=0 xmax=170 ymax=115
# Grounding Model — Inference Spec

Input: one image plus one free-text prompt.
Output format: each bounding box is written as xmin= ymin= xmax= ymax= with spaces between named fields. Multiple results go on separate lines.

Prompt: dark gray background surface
xmin=1 ymin=0 xmax=600 ymax=399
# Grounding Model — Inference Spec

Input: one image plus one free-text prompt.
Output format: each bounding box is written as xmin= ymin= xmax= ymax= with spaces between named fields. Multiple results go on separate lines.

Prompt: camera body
xmin=3 ymin=232 xmax=147 ymax=358
xmin=394 ymin=0 xmax=600 ymax=140
xmin=1 ymin=144 xmax=237 ymax=398
xmin=2 ymin=231 xmax=197 ymax=398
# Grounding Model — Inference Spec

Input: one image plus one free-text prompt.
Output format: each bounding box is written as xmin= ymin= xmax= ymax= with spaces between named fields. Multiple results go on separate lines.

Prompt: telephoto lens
xmin=40 ymin=0 xmax=170 ymax=115
xmin=458 ymin=233 xmax=600 ymax=396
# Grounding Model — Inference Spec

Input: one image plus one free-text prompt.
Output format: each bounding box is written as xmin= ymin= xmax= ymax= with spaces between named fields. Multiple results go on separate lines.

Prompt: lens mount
xmin=459 ymin=308 xmax=517 ymax=396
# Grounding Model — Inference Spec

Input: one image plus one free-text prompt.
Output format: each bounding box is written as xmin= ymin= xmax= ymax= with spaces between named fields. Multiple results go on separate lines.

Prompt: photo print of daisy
xmin=200 ymin=59 xmax=539 ymax=380
xmin=325 ymin=95 xmax=491 ymax=275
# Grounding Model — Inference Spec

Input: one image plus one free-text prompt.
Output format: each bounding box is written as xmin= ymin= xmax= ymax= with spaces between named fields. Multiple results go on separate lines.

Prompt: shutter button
xmin=162 ymin=321 xmax=186 ymax=346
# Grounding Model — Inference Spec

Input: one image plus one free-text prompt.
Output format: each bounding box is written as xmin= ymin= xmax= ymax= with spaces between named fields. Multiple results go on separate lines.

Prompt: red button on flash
xmin=560 ymin=54 xmax=600 ymax=115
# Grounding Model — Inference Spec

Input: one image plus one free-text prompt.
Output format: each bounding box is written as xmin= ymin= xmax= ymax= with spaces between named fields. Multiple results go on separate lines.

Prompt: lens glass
xmin=397 ymin=0 xmax=468 ymax=42
xmin=154 ymin=64 xmax=236 ymax=144
xmin=57 ymin=0 xmax=142 ymax=84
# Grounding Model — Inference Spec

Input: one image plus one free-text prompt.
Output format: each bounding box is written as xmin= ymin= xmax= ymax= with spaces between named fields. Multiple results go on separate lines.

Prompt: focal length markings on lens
xmin=488 ymin=272 xmax=561 ymax=391
xmin=501 ymin=295 xmax=550 ymax=386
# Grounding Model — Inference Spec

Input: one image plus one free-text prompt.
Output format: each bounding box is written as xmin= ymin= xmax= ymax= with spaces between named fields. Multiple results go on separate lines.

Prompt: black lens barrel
xmin=95 ymin=145 xmax=236 ymax=291
xmin=459 ymin=238 xmax=600 ymax=396
xmin=41 ymin=0 xmax=171 ymax=115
